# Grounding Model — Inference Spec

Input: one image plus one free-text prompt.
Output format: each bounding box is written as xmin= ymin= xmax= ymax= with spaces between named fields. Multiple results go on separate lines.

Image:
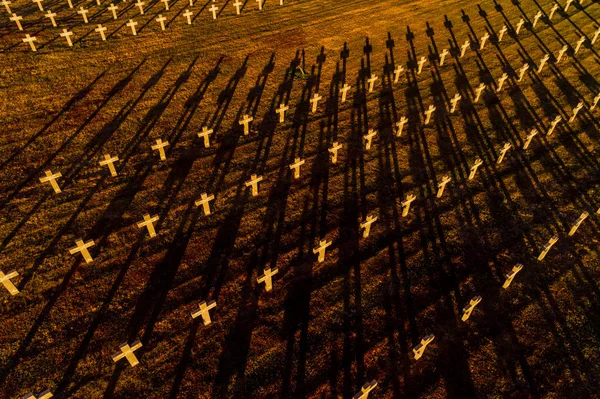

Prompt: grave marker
xmin=183 ymin=9 xmax=193 ymax=24
xmin=32 ymin=0 xmax=44 ymax=11
xmin=592 ymin=26 xmax=600 ymax=45
xmin=191 ymin=300 xmax=217 ymax=325
xmin=137 ymin=214 xmax=159 ymax=238
xmin=556 ymin=45 xmax=568 ymax=63
xmin=0 ymin=270 xmax=19 ymax=295
xmin=112 ymin=341 xmax=142 ymax=367
xmin=479 ymin=32 xmax=489 ymax=50
xmin=77 ymin=6 xmax=89 ymax=23
xmin=393 ymin=64 xmax=404 ymax=82
xmin=353 ymin=381 xmax=377 ymax=399
xmin=468 ymin=158 xmax=483 ymax=180
xmin=233 ymin=0 xmax=242 ymax=15
xmin=564 ymin=0 xmax=574 ymax=12
xmin=498 ymin=25 xmax=507 ymax=42
xmin=568 ymin=211 xmax=588 ymax=236
xmin=537 ymin=235 xmax=558 ymax=260
xmin=532 ymin=11 xmax=542 ymax=28
xmin=517 ymin=63 xmax=529 ymax=82
xmin=1 ymin=0 xmax=11 ymax=13
xmin=547 ymin=115 xmax=561 ymax=135
xmin=95 ymin=24 xmax=107 ymax=41
xmin=496 ymin=73 xmax=508 ymax=92
xmin=151 ymin=138 xmax=169 ymax=160
xmin=474 ymin=83 xmax=486 ymax=102
xmin=161 ymin=0 xmax=168 ymax=9
xmin=257 ymin=267 xmax=278 ymax=291
xmin=276 ymin=103 xmax=288 ymax=122
xmin=127 ymin=19 xmax=138 ymax=35
xmin=22 ymin=390 xmax=53 ymax=399
xmin=340 ymin=83 xmax=351 ymax=102
xmin=502 ymin=263 xmax=523 ymax=288
xmin=289 ymin=157 xmax=305 ymax=179
xmin=135 ymin=0 xmax=145 ymax=14
xmin=496 ymin=142 xmax=512 ymax=164
xmin=156 ymin=14 xmax=166 ymax=30
xmin=39 ymin=170 xmax=62 ymax=193
xmin=69 ymin=239 xmax=95 ymax=263
xmin=574 ymin=35 xmax=586 ymax=54
xmin=461 ymin=296 xmax=482 ymax=321
xmin=313 ymin=239 xmax=332 ymax=263
xmin=537 ymin=54 xmax=549 ymax=73
xmin=395 ymin=116 xmax=408 ymax=137
xmin=413 ymin=334 xmax=434 ymax=360
xmin=194 ymin=193 xmax=215 ymax=215
xmin=515 ymin=19 xmax=525 ymax=35
xmin=569 ymin=102 xmax=584 ymax=123
xmin=436 ymin=175 xmax=451 ymax=198
xmin=417 ymin=56 xmax=427 ymax=74
xmin=10 ymin=13 xmax=23 ymax=30
xmin=360 ymin=215 xmax=377 ymax=238
xmin=256 ymin=0 xmax=262 ymax=10
xmin=591 ymin=93 xmax=600 ymax=110
xmin=460 ymin=40 xmax=470 ymax=58
xmin=549 ymin=3 xmax=559 ymax=19
xmin=245 ymin=174 xmax=263 ymax=196
xmin=439 ymin=48 xmax=449 ymax=66
xmin=424 ymin=104 xmax=436 ymax=125
xmin=401 ymin=193 xmax=416 ymax=217
xmin=329 ymin=142 xmax=342 ymax=164
xmin=23 ymin=34 xmax=37 ymax=51
xmin=108 ymin=3 xmax=118 ymax=19
xmin=364 ymin=129 xmax=377 ymax=150
xmin=450 ymin=93 xmax=461 ymax=113
xmin=523 ymin=128 xmax=538 ymax=149
xmin=239 ymin=114 xmax=253 ymax=135
xmin=67 ymin=0 xmax=73 ymax=8
xmin=197 ymin=126 xmax=213 ymax=147
xmin=310 ymin=92 xmax=322 ymax=113
xmin=60 ymin=29 xmax=74 ymax=47
xmin=367 ymin=74 xmax=378 ymax=93
xmin=45 ymin=10 xmax=57 ymax=27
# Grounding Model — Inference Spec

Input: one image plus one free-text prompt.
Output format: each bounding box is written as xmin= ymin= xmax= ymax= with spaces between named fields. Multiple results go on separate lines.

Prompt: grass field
xmin=1 ymin=0 xmax=600 ymax=397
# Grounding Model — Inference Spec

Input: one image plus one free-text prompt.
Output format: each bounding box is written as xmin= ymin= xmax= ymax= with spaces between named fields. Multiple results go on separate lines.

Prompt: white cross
xmin=197 ymin=126 xmax=213 ymax=147
xmin=569 ymin=101 xmax=584 ymax=123
xmin=39 ymin=169 xmax=62 ymax=192
xmin=556 ymin=45 xmax=568 ymax=63
xmin=209 ymin=3 xmax=218 ymax=19
xmin=549 ymin=4 xmax=560 ymax=20
xmin=256 ymin=0 xmax=262 ymax=10
xmin=393 ymin=64 xmax=404 ymax=83
xmin=460 ymin=40 xmax=470 ymax=57
xmin=191 ymin=300 xmax=217 ymax=324
xmin=188 ymin=0 xmax=193 ymax=6
xmin=183 ymin=9 xmax=193 ymax=24
xmin=112 ymin=341 xmax=143 ymax=367
xmin=537 ymin=235 xmax=558 ymax=260
xmin=417 ymin=56 xmax=427 ymax=74
xmin=151 ymin=138 xmax=169 ymax=160
xmin=276 ymin=103 xmax=288 ymax=122
xmin=161 ymin=0 xmax=168 ymax=10
xmin=67 ymin=0 xmax=73 ymax=8
xmin=99 ymin=153 xmax=118 ymax=175
xmin=108 ymin=3 xmax=118 ymax=19
xmin=439 ymin=48 xmax=449 ymax=66
xmin=364 ymin=129 xmax=377 ymax=150
xmin=591 ymin=93 xmax=600 ymax=110
xmin=45 ymin=10 xmax=57 ymax=27
xmin=367 ymin=74 xmax=378 ymax=93
xmin=9 ymin=13 xmax=23 ymax=30
xmin=449 ymin=93 xmax=461 ymax=113
xmin=135 ymin=0 xmax=144 ymax=14
xmin=339 ymin=83 xmax=351 ymax=102
xmin=137 ymin=214 xmax=159 ymax=237
xmin=568 ymin=211 xmax=589 ymax=236
xmin=1 ymin=0 xmax=11 ymax=13
xmin=436 ymin=175 xmax=451 ymax=198
xmin=359 ymin=215 xmax=377 ymax=238
xmin=479 ymin=32 xmax=489 ymax=50
xmin=22 ymin=389 xmax=53 ymax=399
xmin=245 ymin=174 xmax=263 ymax=196
xmin=95 ymin=24 xmax=107 ymax=41
xmin=32 ymin=0 xmax=44 ymax=11
xmin=498 ymin=25 xmax=507 ymax=42
xmin=574 ymin=35 xmax=586 ymax=54
xmin=537 ymin=54 xmax=549 ymax=73
xmin=518 ymin=63 xmax=529 ymax=82
xmin=353 ymin=380 xmax=377 ymax=399
xmin=257 ymin=267 xmax=278 ymax=291
xmin=313 ymin=239 xmax=332 ymax=263
xmin=496 ymin=73 xmax=508 ymax=92
xmin=60 ymin=28 xmax=74 ymax=47
xmin=156 ymin=14 xmax=166 ymax=30
xmin=532 ymin=11 xmax=543 ymax=28
xmin=515 ymin=18 xmax=525 ymax=35
xmin=474 ymin=83 xmax=486 ymax=102
xmin=77 ymin=6 xmax=89 ymax=23
xmin=310 ymin=92 xmax=322 ymax=113
xmin=547 ymin=115 xmax=562 ymax=136
xmin=461 ymin=296 xmax=482 ymax=321
xmin=401 ymin=193 xmax=416 ymax=217
xmin=522 ymin=128 xmax=538 ymax=149
xmin=468 ymin=157 xmax=483 ymax=180
xmin=233 ymin=0 xmax=242 ymax=14
xmin=413 ymin=334 xmax=435 ymax=360
xmin=0 ymin=269 xmax=19 ymax=295
xmin=592 ymin=26 xmax=600 ymax=45
xmin=22 ymin=34 xmax=37 ymax=51
xmin=329 ymin=141 xmax=342 ymax=164
xmin=195 ymin=193 xmax=215 ymax=215
xmin=395 ymin=116 xmax=407 ymax=137
xmin=496 ymin=142 xmax=512 ymax=164
xmin=565 ymin=0 xmax=574 ymax=12
xmin=69 ymin=239 xmax=95 ymax=263
xmin=239 ymin=114 xmax=253 ymax=135
xmin=424 ymin=104 xmax=436 ymax=125
xmin=289 ymin=157 xmax=305 ymax=179
xmin=502 ymin=264 xmax=523 ymax=289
